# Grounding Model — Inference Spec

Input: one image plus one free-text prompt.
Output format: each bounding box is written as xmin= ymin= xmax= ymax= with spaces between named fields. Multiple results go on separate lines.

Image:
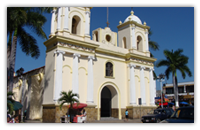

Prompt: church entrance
xmin=98 ymin=83 xmax=121 ymax=120
xmin=101 ymin=86 xmax=111 ymax=117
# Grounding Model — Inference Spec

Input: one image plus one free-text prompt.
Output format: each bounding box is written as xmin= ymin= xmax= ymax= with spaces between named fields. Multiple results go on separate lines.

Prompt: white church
xmin=13 ymin=7 xmax=157 ymax=122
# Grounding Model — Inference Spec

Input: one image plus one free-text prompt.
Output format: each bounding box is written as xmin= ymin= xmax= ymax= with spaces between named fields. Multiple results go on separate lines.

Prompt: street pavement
xmin=88 ymin=117 xmax=142 ymax=123
xmin=24 ymin=117 xmax=142 ymax=123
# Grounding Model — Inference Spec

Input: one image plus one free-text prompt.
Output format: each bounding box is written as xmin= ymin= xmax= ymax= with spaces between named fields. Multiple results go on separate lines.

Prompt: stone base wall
xmin=42 ymin=105 xmax=68 ymax=123
xmin=84 ymin=107 xmax=97 ymax=122
xmin=42 ymin=106 xmax=56 ymax=123
xmin=121 ymin=108 xmax=126 ymax=119
xmin=55 ymin=106 xmax=68 ymax=123
xmin=111 ymin=108 xmax=118 ymax=118
xmin=127 ymin=106 xmax=157 ymax=119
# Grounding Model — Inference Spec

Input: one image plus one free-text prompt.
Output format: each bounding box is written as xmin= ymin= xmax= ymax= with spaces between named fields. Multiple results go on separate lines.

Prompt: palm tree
xmin=7 ymin=91 xmax=15 ymax=115
xmin=148 ymin=29 xmax=159 ymax=57
xmin=156 ymin=49 xmax=192 ymax=107
xmin=58 ymin=90 xmax=79 ymax=122
xmin=7 ymin=7 xmax=52 ymax=92
xmin=148 ymin=29 xmax=159 ymax=79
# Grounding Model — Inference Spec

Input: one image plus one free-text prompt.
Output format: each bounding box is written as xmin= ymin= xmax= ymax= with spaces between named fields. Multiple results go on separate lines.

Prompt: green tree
xmin=58 ymin=90 xmax=79 ymax=121
xmin=7 ymin=91 xmax=15 ymax=115
xmin=148 ymin=29 xmax=159 ymax=57
xmin=148 ymin=29 xmax=159 ymax=79
xmin=7 ymin=7 xmax=53 ymax=92
xmin=156 ymin=49 xmax=192 ymax=107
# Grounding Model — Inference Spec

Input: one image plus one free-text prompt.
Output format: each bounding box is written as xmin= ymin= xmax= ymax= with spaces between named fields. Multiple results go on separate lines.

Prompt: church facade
xmin=41 ymin=7 xmax=157 ymax=122
xmin=12 ymin=7 xmax=157 ymax=122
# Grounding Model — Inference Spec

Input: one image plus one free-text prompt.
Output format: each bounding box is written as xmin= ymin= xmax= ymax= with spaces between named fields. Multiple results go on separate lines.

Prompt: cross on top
xmin=106 ymin=21 xmax=110 ymax=27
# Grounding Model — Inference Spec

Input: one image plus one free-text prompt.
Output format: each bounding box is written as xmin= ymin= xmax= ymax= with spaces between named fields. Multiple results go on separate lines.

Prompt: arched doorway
xmin=100 ymin=85 xmax=118 ymax=118
xmin=97 ymin=82 xmax=121 ymax=120
xmin=101 ymin=87 xmax=111 ymax=117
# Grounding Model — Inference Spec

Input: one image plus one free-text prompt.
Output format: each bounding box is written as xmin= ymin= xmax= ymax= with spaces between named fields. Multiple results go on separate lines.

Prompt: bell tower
xmin=49 ymin=7 xmax=92 ymax=40
xmin=92 ymin=7 xmax=117 ymax=46
xmin=117 ymin=11 xmax=150 ymax=57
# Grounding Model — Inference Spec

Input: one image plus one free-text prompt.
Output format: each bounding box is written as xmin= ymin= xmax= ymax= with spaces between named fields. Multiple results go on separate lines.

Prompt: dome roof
xmin=124 ymin=11 xmax=142 ymax=24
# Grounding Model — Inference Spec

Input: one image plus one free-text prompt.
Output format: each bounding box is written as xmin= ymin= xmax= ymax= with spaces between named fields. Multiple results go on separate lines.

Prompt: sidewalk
xmin=24 ymin=119 xmax=42 ymax=123
xmin=87 ymin=117 xmax=142 ymax=123
xmin=24 ymin=117 xmax=142 ymax=123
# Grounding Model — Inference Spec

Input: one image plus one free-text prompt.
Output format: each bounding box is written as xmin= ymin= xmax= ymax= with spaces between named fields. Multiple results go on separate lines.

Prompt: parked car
xmin=160 ymin=106 xmax=194 ymax=123
xmin=141 ymin=108 xmax=174 ymax=123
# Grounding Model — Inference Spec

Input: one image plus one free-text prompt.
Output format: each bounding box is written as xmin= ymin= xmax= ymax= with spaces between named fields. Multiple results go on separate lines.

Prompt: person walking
xmin=125 ymin=109 xmax=128 ymax=121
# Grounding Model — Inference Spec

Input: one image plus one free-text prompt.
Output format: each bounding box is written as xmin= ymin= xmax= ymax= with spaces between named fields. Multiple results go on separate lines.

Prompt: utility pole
xmin=157 ymin=74 xmax=165 ymax=108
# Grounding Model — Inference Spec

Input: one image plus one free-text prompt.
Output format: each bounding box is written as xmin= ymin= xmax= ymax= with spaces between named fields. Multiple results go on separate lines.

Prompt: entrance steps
xmin=100 ymin=117 xmax=120 ymax=120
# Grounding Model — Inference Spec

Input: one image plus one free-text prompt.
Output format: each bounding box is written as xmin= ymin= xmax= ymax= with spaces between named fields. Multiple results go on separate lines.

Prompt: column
xmin=131 ymin=26 xmax=136 ymax=49
xmin=50 ymin=9 xmax=56 ymax=35
xmin=184 ymin=85 xmax=186 ymax=93
xmin=72 ymin=53 xmax=80 ymax=95
xmin=63 ymin=7 xmax=69 ymax=31
xmin=85 ymin=11 xmax=90 ymax=36
xmin=54 ymin=50 xmax=65 ymax=101
xmin=145 ymin=29 xmax=149 ymax=52
xmin=149 ymin=68 xmax=155 ymax=105
xmin=129 ymin=64 xmax=136 ymax=105
xmin=153 ymin=78 xmax=156 ymax=101
xmin=140 ymin=66 xmax=146 ymax=105
xmin=86 ymin=56 xmax=95 ymax=103
xmin=57 ymin=7 xmax=62 ymax=31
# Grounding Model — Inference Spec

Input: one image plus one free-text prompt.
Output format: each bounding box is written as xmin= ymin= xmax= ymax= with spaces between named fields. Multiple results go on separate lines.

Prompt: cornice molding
xmin=55 ymin=42 xmax=95 ymax=53
xmin=126 ymin=53 xmax=156 ymax=63
xmin=117 ymin=20 xmax=150 ymax=30
xmin=95 ymin=48 xmax=126 ymax=58
xmin=44 ymin=35 xmax=99 ymax=49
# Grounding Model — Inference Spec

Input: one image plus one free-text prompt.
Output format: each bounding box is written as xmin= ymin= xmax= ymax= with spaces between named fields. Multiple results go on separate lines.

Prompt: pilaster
xmin=72 ymin=53 xmax=80 ymax=96
xmin=53 ymin=50 xmax=65 ymax=102
xmin=131 ymin=25 xmax=136 ymax=49
xmin=140 ymin=66 xmax=146 ymax=105
xmin=128 ymin=64 xmax=136 ymax=105
xmin=86 ymin=56 xmax=95 ymax=104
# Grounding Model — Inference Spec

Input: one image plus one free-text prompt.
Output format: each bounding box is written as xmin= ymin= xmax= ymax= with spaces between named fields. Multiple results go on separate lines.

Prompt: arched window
xmin=137 ymin=36 xmax=143 ymax=51
xmin=71 ymin=16 xmax=81 ymax=35
xmin=122 ymin=37 xmax=127 ymax=49
xmin=105 ymin=62 xmax=113 ymax=77
xmin=94 ymin=31 xmax=98 ymax=42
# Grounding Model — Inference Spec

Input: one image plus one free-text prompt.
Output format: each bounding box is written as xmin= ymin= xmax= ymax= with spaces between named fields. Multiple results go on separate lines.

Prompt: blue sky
xmin=13 ymin=7 xmax=194 ymax=90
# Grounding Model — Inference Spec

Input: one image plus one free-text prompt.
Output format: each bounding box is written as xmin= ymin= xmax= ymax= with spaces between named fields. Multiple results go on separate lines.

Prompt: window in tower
xmin=122 ymin=37 xmax=127 ymax=49
xmin=94 ymin=31 xmax=98 ymax=42
xmin=137 ymin=36 xmax=143 ymax=51
xmin=106 ymin=34 xmax=111 ymax=42
xmin=71 ymin=16 xmax=81 ymax=35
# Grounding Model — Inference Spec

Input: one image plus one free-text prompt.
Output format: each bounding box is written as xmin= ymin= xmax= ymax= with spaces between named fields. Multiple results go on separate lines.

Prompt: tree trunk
xmin=173 ymin=74 xmax=179 ymax=107
xmin=8 ymin=35 xmax=17 ymax=92
xmin=7 ymin=32 xmax=12 ymax=90
xmin=7 ymin=46 xmax=11 ymax=88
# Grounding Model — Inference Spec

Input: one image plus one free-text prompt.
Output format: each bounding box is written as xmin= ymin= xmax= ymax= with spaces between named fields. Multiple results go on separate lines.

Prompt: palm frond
xmin=165 ymin=67 xmax=172 ymax=80
xmin=156 ymin=60 xmax=170 ymax=68
xmin=153 ymin=71 xmax=157 ymax=80
xmin=26 ymin=11 xmax=47 ymax=39
xmin=149 ymin=41 xmax=159 ymax=51
xmin=58 ymin=90 xmax=79 ymax=110
xmin=17 ymin=26 xmax=40 ymax=59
